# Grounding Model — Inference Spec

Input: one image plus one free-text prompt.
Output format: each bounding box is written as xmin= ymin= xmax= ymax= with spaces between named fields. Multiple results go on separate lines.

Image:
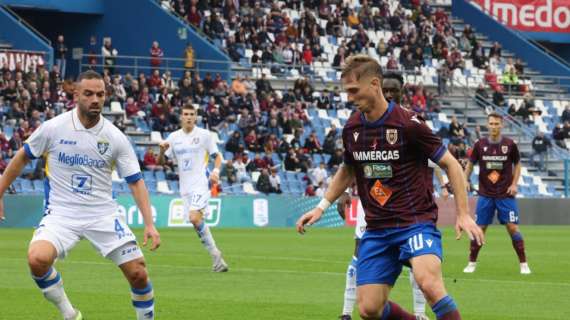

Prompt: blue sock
xmin=380 ymin=302 xmax=392 ymax=320
xmin=131 ymin=282 xmax=155 ymax=320
xmin=511 ymin=232 xmax=523 ymax=241
xmin=432 ymin=296 xmax=457 ymax=319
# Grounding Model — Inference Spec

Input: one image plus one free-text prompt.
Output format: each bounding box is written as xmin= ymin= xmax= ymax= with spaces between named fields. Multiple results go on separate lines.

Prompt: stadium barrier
xmin=1 ymin=195 xmax=569 ymax=228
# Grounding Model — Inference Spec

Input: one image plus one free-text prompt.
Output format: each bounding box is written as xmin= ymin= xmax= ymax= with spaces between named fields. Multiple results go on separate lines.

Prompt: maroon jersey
xmin=342 ymin=103 xmax=446 ymax=230
xmin=469 ymin=137 xmax=520 ymax=198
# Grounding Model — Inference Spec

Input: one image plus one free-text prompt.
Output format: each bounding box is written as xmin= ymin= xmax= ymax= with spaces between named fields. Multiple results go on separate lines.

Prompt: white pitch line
xmin=2 ymin=257 xmax=570 ymax=287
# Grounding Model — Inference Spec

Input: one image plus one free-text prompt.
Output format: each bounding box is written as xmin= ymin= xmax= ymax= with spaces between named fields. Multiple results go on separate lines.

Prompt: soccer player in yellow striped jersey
xmin=158 ymin=104 xmax=228 ymax=272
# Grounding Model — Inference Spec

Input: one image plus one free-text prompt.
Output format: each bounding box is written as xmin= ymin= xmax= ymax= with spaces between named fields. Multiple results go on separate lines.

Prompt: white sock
xmin=409 ymin=269 xmax=427 ymax=315
xmin=342 ymin=256 xmax=357 ymax=316
xmin=132 ymin=282 xmax=155 ymax=320
xmin=195 ymin=222 xmax=219 ymax=257
xmin=32 ymin=267 xmax=76 ymax=319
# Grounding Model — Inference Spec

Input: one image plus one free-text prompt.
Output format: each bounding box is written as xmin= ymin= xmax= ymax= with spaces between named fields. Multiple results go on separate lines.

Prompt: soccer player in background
xmin=297 ymin=55 xmax=483 ymax=320
xmin=0 ymin=70 xmax=160 ymax=320
xmin=463 ymin=113 xmax=531 ymax=274
xmin=158 ymin=104 xmax=228 ymax=272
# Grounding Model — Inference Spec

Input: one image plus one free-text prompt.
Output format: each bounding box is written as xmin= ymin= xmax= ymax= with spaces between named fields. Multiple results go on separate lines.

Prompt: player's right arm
xmin=0 ymin=148 xmax=32 ymax=220
xmin=0 ymin=121 xmax=52 ymax=221
xmin=296 ymin=163 xmax=355 ymax=234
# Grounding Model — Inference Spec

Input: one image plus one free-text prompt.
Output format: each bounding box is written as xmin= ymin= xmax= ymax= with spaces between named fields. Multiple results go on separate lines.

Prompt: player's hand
xmin=143 ymin=225 xmax=161 ymax=251
xmin=158 ymin=141 xmax=170 ymax=154
xmin=336 ymin=192 xmax=351 ymax=220
xmin=210 ymin=169 xmax=220 ymax=184
xmin=507 ymin=184 xmax=517 ymax=196
xmin=455 ymin=214 xmax=485 ymax=246
xmin=296 ymin=208 xmax=324 ymax=235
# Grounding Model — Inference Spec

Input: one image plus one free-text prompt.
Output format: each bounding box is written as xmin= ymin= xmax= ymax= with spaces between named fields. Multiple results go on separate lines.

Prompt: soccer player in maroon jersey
xmin=296 ymin=55 xmax=484 ymax=320
xmin=463 ymin=113 xmax=531 ymax=274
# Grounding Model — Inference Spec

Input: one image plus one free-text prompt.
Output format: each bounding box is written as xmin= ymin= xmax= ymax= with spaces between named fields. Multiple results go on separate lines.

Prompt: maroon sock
xmin=382 ymin=301 xmax=416 ymax=320
xmin=438 ymin=309 xmax=462 ymax=320
xmin=469 ymin=240 xmax=482 ymax=262
xmin=511 ymin=233 xmax=527 ymax=263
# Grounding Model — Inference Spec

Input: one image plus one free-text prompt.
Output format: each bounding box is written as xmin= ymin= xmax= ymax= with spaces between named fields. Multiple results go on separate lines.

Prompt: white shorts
xmin=31 ymin=212 xmax=143 ymax=265
xmin=355 ymin=199 xmax=367 ymax=240
xmin=182 ymin=190 xmax=210 ymax=214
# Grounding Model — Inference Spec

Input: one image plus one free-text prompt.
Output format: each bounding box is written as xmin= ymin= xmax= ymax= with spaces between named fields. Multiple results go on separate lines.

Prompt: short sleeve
xmin=469 ymin=140 xmax=480 ymax=164
xmin=207 ymin=131 xmax=219 ymax=155
xmin=409 ymin=117 xmax=445 ymax=163
xmin=114 ymin=133 xmax=141 ymax=184
xmin=511 ymin=141 xmax=520 ymax=164
xmin=24 ymin=121 xmax=53 ymax=159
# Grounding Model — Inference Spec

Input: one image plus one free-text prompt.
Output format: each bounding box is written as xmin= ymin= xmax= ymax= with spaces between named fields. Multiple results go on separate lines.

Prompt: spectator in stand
xmin=8 ymin=131 xmax=23 ymax=154
xmin=87 ymin=35 xmax=98 ymax=68
xmin=332 ymin=47 xmax=347 ymax=68
xmin=501 ymin=67 xmax=519 ymax=93
xmin=531 ymin=131 xmax=551 ymax=172
xmin=492 ymin=86 xmax=506 ymax=107
xmin=256 ymin=168 xmax=273 ymax=194
xmin=101 ymin=37 xmax=118 ymax=74
xmin=449 ymin=115 xmax=468 ymax=144
xmin=187 ymin=5 xmax=202 ymax=27
xmin=552 ymin=123 xmax=566 ymax=149
xmin=244 ymin=129 xmax=261 ymax=152
xmin=184 ymin=43 xmax=195 ymax=70
xmin=304 ymin=132 xmax=323 ymax=154
xmin=255 ymin=73 xmax=273 ymax=97
xmin=143 ymin=147 xmax=163 ymax=171
xmin=475 ymin=84 xmax=489 ymax=109
xmin=437 ymin=61 xmax=450 ymax=96
xmin=222 ymin=159 xmax=237 ymax=185
xmin=488 ymin=41 xmax=502 ymax=59
xmin=561 ymin=104 xmax=570 ymax=123
xmin=55 ymin=35 xmax=68 ymax=80
xmin=269 ymin=168 xmax=282 ymax=193
xmin=150 ymin=41 xmax=164 ymax=68
xmin=305 ymin=183 xmax=316 ymax=196
xmin=284 ymin=147 xmax=300 ymax=171
xmin=311 ymin=162 xmax=328 ymax=187
xmin=231 ymin=75 xmax=247 ymax=96
xmin=327 ymin=148 xmax=343 ymax=170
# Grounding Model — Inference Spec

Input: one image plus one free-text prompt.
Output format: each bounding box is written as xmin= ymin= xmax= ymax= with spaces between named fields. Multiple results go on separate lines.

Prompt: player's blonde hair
xmin=340 ymin=54 xmax=383 ymax=82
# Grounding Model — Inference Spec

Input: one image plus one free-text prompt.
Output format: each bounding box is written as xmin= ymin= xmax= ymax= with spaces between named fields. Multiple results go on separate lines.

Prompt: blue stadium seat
xmin=33 ymin=180 xmax=44 ymax=193
xmin=143 ymin=171 xmax=156 ymax=182
xmin=155 ymin=171 xmax=166 ymax=181
xmin=21 ymin=179 xmax=34 ymax=193
xmin=168 ymin=180 xmax=179 ymax=193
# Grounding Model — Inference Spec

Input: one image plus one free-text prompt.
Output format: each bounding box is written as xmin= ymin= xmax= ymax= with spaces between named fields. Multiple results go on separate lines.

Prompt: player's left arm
xmin=507 ymin=142 xmax=522 ymax=196
xmin=507 ymin=162 xmax=521 ymax=196
xmin=127 ymin=179 xmax=160 ymax=251
xmin=210 ymin=152 xmax=223 ymax=184
xmin=438 ymin=151 xmax=485 ymax=246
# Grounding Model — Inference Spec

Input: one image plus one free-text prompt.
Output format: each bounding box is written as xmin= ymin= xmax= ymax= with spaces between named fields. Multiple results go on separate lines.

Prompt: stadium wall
xmin=0 ymin=0 xmax=104 ymax=14
xmin=452 ymin=0 xmax=570 ymax=82
xmin=0 ymin=5 xmax=53 ymax=65
xmin=1 ymin=195 xmax=569 ymax=228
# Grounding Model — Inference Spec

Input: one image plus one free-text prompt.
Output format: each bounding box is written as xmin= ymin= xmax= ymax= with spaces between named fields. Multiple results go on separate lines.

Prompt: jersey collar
xmin=72 ymin=107 xmax=105 ymax=133
xmin=360 ymin=101 xmax=395 ymax=127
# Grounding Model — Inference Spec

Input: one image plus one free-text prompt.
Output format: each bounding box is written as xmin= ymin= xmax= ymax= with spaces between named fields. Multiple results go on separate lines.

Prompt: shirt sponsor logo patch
xmin=488 ymin=170 xmax=500 ymax=184
xmin=369 ymin=180 xmax=392 ymax=206
xmin=363 ymin=163 xmax=393 ymax=179
xmin=486 ymin=161 xmax=504 ymax=170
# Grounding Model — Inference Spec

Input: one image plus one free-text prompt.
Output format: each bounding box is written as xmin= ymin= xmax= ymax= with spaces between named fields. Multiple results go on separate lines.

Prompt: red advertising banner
xmin=471 ymin=0 xmax=570 ymax=34
xmin=0 ymin=50 xmax=46 ymax=73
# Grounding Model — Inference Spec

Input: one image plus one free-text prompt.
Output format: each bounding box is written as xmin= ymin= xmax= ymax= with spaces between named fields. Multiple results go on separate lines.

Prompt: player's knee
xmin=126 ymin=262 xmax=149 ymax=287
xmin=358 ymin=303 xmax=383 ymax=320
xmin=27 ymin=249 xmax=54 ymax=275
xmin=189 ymin=213 xmax=203 ymax=226
xmin=415 ymin=275 xmax=445 ymax=302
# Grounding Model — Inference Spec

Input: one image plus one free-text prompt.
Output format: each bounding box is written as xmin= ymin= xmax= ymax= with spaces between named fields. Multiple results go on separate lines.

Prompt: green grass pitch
xmin=1 ymin=226 xmax=569 ymax=319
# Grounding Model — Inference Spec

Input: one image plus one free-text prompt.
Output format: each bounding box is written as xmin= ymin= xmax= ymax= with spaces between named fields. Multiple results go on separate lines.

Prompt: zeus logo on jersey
xmin=353 ymin=150 xmax=400 ymax=161
xmin=57 ymin=152 xmax=106 ymax=168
